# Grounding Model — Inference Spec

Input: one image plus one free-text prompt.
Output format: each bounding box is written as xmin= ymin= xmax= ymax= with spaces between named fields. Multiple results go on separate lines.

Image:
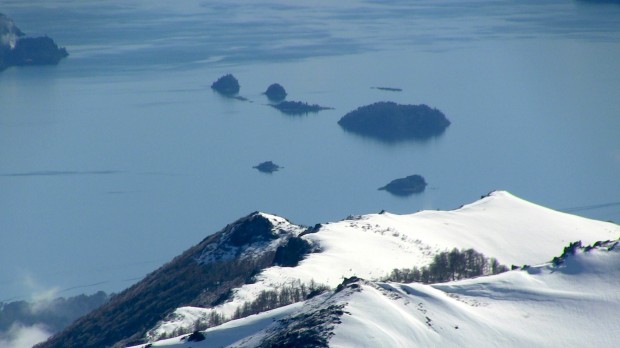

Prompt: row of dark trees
xmin=157 ymin=279 xmax=329 ymax=340
xmin=231 ymin=280 xmax=329 ymax=320
xmin=384 ymin=248 xmax=509 ymax=284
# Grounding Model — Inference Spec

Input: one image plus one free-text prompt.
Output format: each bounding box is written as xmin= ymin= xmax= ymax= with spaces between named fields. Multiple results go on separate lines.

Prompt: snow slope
xmin=130 ymin=241 xmax=620 ymax=347
xmin=332 ymin=242 xmax=620 ymax=347
xmin=144 ymin=191 xmax=619 ymax=342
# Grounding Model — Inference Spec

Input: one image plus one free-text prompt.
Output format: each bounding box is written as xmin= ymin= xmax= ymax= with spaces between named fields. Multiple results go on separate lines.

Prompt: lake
xmin=1 ymin=0 xmax=619 ymax=301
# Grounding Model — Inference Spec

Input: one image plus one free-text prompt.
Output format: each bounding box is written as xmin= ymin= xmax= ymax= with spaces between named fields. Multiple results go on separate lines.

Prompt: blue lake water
xmin=1 ymin=0 xmax=620 ymax=300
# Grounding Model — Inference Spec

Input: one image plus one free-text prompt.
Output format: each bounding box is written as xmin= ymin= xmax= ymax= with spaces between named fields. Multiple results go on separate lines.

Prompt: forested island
xmin=0 ymin=13 xmax=68 ymax=71
xmin=270 ymin=101 xmax=332 ymax=115
xmin=338 ymin=101 xmax=450 ymax=142
xmin=379 ymin=174 xmax=427 ymax=196
xmin=211 ymin=74 xmax=241 ymax=96
xmin=264 ymin=83 xmax=287 ymax=102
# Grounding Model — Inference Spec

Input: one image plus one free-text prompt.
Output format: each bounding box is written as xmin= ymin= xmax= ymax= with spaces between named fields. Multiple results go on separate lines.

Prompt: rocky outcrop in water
xmin=253 ymin=161 xmax=282 ymax=173
xmin=0 ymin=13 xmax=68 ymax=71
xmin=379 ymin=174 xmax=427 ymax=196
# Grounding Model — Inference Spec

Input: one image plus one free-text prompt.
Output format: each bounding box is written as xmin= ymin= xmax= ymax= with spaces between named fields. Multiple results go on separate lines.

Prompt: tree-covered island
xmin=0 ymin=13 xmax=68 ymax=71
xmin=211 ymin=74 xmax=241 ymax=96
xmin=338 ymin=101 xmax=450 ymax=142
xmin=379 ymin=174 xmax=427 ymax=196
xmin=270 ymin=101 xmax=332 ymax=115
xmin=264 ymin=83 xmax=287 ymax=102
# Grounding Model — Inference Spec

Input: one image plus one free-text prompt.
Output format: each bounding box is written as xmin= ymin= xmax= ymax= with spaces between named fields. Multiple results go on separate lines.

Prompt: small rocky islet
xmin=379 ymin=174 xmax=427 ymax=196
xmin=210 ymin=75 xmax=332 ymax=115
xmin=253 ymin=161 xmax=282 ymax=173
xmin=208 ymin=75 xmax=448 ymax=191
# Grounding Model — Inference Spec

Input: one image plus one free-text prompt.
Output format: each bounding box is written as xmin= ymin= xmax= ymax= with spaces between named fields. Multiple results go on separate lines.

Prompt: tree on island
xmin=379 ymin=174 xmax=427 ymax=196
xmin=338 ymin=101 xmax=450 ymax=142
xmin=211 ymin=74 xmax=240 ymax=96
xmin=264 ymin=83 xmax=287 ymax=102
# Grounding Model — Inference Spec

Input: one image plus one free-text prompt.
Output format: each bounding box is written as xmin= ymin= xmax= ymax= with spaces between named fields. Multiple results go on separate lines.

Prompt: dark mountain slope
xmin=36 ymin=213 xmax=304 ymax=348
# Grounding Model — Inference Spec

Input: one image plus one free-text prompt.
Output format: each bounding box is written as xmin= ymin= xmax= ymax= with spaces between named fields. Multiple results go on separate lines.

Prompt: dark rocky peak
xmin=273 ymin=236 xmax=313 ymax=267
xmin=225 ymin=213 xmax=278 ymax=247
xmin=551 ymin=239 xmax=619 ymax=268
xmin=300 ymin=223 xmax=323 ymax=237
xmin=335 ymin=276 xmax=366 ymax=293
xmin=183 ymin=330 xmax=206 ymax=342
xmin=196 ymin=212 xmax=304 ymax=264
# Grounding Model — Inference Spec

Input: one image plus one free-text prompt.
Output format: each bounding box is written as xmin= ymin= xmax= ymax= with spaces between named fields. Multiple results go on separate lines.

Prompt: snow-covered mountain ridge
xmin=144 ymin=191 xmax=618 ymax=343
xmin=37 ymin=191 xmax=619 ymax=348
xmin=131 ymin=240 xmax=620 ymax=348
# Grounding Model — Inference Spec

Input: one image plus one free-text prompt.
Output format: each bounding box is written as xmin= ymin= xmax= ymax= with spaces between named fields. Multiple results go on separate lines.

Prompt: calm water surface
xmin=1 ymin=0 xmax=619 ymax=300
